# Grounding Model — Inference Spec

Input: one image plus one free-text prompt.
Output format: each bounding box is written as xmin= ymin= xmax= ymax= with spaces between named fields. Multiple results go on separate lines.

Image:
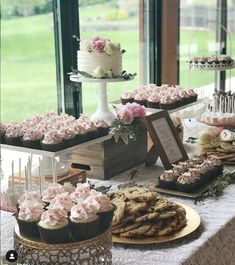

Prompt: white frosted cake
xmin=77 ymin=36 xmax=123 ymax=78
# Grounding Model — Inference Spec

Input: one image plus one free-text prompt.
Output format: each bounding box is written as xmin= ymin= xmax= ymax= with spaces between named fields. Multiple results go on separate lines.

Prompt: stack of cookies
xmin=110 ymin=187 xmax=187 ymax=238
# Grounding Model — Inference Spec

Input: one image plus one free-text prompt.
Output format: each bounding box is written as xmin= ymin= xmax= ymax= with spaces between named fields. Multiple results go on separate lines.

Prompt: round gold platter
xmin=112 ymin=202 xmax=200 ymax=245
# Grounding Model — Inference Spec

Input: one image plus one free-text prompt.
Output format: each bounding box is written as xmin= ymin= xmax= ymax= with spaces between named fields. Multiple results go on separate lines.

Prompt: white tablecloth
xmin=1 ymin=162 xmax=235 ymax=265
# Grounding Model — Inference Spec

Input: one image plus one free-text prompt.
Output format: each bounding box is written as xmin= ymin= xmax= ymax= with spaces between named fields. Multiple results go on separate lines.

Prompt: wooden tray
xmin=152 ymin=175 xmax=222 ymax=199
xmin=112 ymin=202 xmax=200 ymax=244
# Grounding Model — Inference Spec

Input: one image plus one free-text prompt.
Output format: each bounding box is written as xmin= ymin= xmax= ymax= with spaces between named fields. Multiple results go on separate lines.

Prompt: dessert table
xmin=1 ymin=120 xmax=235 ymax=265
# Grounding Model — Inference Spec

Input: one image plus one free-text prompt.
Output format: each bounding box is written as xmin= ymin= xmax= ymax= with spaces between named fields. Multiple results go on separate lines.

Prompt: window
xmin=1 ymin=0 xmax=57 ymax=123
xmin=179 ymin=0 xmax=235 ymax=92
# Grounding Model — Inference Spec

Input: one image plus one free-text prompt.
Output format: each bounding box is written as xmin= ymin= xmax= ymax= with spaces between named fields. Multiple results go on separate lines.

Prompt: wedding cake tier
xmin=77 ymin=36 xmax=123 ymax=78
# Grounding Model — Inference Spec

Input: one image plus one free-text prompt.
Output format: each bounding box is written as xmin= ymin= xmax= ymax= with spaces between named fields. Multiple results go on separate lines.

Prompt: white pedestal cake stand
xmin=70 ymin=75 xmax=133 ymax=124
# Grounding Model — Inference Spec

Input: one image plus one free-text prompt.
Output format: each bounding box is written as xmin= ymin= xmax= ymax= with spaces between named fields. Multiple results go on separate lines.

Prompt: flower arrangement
xmin=111 ymin=103 xmax=146 ymax=144
xmin=73 ymin=35 xmax=125 ymax=56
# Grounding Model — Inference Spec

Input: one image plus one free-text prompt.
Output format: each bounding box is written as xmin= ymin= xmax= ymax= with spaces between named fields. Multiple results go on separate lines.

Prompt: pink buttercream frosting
xmin=62 ymin=182 xmax=76 ymax=193
xmin=0 ymin=124 xmax=6 ymax=134
xmin=18 ymin=191 xmax=42 ymax=205
xmin=40 ymin=207 xmax=68 ymax=227
xmin=92 ymin=118 xmax=109 ymax=128
xmin=5 ymin=123 xmax=24 ymax=138
xmin=92 ymin=193 xmax=112 ymax=211
xmin=42 ymin=183 xmax=64 ymax=201
xmin=58 ymin=127 xmax=76 ymax=140
xmin=23 ymin=129 xmax=43 ymax=141
xmin=147 ymin=94 xmax=160 ymax=102
xmin=18 ymin=200 xmax=44 ymax=221
xmin=42 ymin=130 xmax=63 ymax=144
xmin=70 ymin=183 xmax=91 ymax=202
xmin=48 ymin=192 xmax=74 ymax=212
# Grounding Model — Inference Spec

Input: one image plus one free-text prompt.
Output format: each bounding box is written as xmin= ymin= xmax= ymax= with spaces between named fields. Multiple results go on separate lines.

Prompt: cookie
xmin=120 ymin=224 xmax=152 ymax=238
xmin=135 ymin=212 xmax=159 ymax=223
xmin=112 ymin=222 xmax=141 ymax=234
xmin=126 ymin=200 xmax=147 ymax=214
xmin=112 ymin=201 xmax=126 ymax=226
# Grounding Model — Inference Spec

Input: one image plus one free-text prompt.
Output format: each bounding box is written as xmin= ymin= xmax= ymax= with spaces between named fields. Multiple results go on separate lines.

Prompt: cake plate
xmin=70 ymin=75 xmax=134 ymax=124
xmin=14 ymin=225 xmax=112 ymax=265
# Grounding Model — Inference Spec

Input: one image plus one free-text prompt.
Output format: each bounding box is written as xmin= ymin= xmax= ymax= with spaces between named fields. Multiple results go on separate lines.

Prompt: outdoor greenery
xmin=1 ymin=3 xmax=235 ymax=123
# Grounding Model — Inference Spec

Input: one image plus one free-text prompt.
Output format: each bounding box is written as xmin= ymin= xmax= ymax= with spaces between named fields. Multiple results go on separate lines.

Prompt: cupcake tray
xmin=153 ymin=173 xmax=223 ymax=199
xmin=14 ymin=224 xmax=112 ymax=265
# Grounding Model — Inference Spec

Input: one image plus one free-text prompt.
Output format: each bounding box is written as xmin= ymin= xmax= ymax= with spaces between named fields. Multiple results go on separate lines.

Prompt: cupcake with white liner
xmin=38 ymin=207 xmax=70 ymax=243
xmin=41 ymin=130 xmax=64 ymax=151
xmin=16 ymin=200 xmax=44 ymax=238
xmin=69 ymin=196 xmax=100 ymax=240
xmin=21 ymin=128 xmax=43 ymax=149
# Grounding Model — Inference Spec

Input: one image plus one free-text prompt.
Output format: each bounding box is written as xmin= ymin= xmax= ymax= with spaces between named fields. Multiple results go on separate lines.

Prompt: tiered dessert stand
xmin=14 ymin=225 xmax=112 ymax=265
xmin=69 ymin=75 xmax=133 ymax=124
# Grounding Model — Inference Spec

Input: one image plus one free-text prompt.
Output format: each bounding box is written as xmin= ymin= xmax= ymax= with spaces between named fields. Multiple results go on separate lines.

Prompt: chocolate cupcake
xmin=159 ymin=97 xmax=177 ymax=110
xmin=158 ymin=170 xmax=178 ymax=190
xmin=134 ymin=93 xmax=147 ymax=107
xmin=147 ymin=94 xmax=160 ymax=109
xmin=58 ymin=126 xmax=76 ymax=148
xmin=38 ymin=208 xmax=70 ymax=244
xmin=41 ymin=130 xmax=64 ymax=151
xmin=93 ymin=118 xmax=110 ymax=137
xmin=92 ymin=192 xmax=115 ymax=233
xmin=121 ymin=91 xmax=135 ymax=105
xmin=176 ymin=172 xmax=199 ymax=193
xmin=21 ymin=129 xmax=43 ymax=149
xmin=16 ymin=200 xmax=44 ymax=238
xmin=4 ymin=123 xmax=24 ymax=146
xmin=47 ymin=192 xmax=74 ymax=214
xmin=69 ymin=197 xmax=100 ymax=240
xmin=0 ymin=123 xmax=6 ymax=144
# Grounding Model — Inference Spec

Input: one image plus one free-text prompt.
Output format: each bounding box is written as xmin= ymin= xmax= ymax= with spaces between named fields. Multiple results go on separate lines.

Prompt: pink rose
xmin=117 ymin=107 xmax=134 ymax=124
xmin=126 ymin=102 xmax=146 ymax=118
xmin=92 ymin=36 xmax=106 ymax=53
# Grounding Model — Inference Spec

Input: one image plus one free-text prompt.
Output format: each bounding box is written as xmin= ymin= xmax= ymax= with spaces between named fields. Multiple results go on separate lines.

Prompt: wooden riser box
xmin=62 ymin=129 xmax=147 ymax=180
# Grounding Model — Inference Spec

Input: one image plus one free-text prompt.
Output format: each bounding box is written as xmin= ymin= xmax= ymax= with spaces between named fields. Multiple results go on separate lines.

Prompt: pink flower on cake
xmin=117 ymin=107 xmax=134 ymax=124
xmin=92 ymin=36 xmax=106 ymax=53
xmin=126 ymin=102 xmax=146 ymax=118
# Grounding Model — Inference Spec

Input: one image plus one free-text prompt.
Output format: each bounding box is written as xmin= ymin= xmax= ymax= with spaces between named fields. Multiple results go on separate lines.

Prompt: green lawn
xmin=1 ymin=11 xmax=235 ymax=123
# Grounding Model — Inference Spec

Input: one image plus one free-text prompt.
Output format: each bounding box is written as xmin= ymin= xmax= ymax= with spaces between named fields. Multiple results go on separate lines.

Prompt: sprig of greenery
xmin=68 ymin=66 xmax=93 ymax=78
xmin=88 ymin=181 xmax=112 ymax=194
xmin=121 ymin=70 xmax=137 ymax=80
xmin=195 ymin=170 xmax=235 ymax=204
xmin=186 ymin=137 xmax=198 ymax=144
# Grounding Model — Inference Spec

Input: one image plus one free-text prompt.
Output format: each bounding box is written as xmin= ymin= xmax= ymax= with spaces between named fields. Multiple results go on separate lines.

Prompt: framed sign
xmin=142 ymin=110 xmax=188 ymax=169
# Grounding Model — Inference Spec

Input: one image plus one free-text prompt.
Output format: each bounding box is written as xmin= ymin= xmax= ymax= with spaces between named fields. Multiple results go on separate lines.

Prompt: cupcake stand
xmin=14 ymin=225 xmax=112 ymax=265
xmin=69 ymin=75 xmax=133 ymax=124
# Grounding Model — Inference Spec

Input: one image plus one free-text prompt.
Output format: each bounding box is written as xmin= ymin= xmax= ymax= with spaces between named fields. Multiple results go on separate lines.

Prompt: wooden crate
xmin=63 ymin=129 xmax=147 ymax=180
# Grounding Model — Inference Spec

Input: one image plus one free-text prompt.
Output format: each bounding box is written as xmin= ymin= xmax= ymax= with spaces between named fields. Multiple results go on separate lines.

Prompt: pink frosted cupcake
xmin=58 ymin=126 xmax=76 ymax=148
xmin=85 ymin=121 xmax=98 ymax=141
xmin=93 ymin=118 xmax=110 ymax=137
xmin=16 ymin=200 xmax=44 ymax=238
xmin=41 ymin=183 xmax=64 ymax=205
xmin=92 ymin=192 xmax=115 ymax=232
xmin=48 ymin=192 xmax=74 ymax=213
xmin=38 ymin=207 xmax=70 ymax=243
xmin=147 ymin=94 xmax=160 ymax=109
xmin=0 ymin=123 xmax=6 ymax=143
xmin=121 ymin=91 xmax=135 ymax=105
xmin=41 ymin=130 xmax=64 ymax=151
xmin=134 ymin=93 xmax=147 ymax=107
xmin=4 ymin=123 xmax=24 ymax=146
xmin=69 ymin=197 xmax=100 ymax=240
xmin=21 ymin=129 xmax=43 ymax=149
xmin=70 ymin=183 xmax=91 ymax=203
xmin=17 ymin=190 xmax=42 ymax=212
